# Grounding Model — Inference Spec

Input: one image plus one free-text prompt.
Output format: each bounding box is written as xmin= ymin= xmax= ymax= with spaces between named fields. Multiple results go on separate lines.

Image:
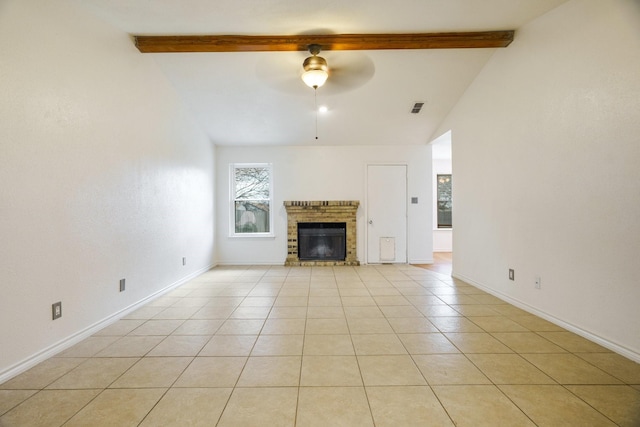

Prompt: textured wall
xmin=0 ymin=1 xmax=215 ymax=378
xmin=437 ymin=0 xmax=640 ymax=359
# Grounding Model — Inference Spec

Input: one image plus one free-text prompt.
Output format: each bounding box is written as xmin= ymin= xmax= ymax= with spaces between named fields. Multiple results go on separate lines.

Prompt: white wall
xmin=436 ymin=0 xmax=640 ymax=360
xmin=0 ymin=1 xmax=215 ymax=380
xmin=216 ymin=145 xmax=432 ymax=265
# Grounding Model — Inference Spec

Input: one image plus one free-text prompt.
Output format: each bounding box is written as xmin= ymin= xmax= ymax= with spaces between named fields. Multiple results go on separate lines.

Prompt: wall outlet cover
xmin=509 ymin=269 xmax=515 ymax=281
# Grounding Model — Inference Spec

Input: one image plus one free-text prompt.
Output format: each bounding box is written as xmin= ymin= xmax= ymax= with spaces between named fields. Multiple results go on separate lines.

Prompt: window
xmin=230 ymin=163 xmax=273 ymax=236
xmin=437 ymin=174 xmax=452 ymax=228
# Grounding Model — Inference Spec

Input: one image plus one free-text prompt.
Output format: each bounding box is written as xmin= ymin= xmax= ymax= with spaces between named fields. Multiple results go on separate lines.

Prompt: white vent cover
xmin=380 ymin=237 xmax=396 ymax=261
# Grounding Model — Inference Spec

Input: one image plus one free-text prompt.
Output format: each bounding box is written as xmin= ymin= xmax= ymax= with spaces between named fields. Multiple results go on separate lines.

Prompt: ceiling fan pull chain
xmin=314 ymin=89 xmax=319 ymax=140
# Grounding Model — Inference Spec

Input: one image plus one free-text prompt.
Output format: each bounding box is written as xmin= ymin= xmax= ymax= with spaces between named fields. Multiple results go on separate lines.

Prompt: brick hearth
xmin=284 ymin=201 xmax=360 ymax=266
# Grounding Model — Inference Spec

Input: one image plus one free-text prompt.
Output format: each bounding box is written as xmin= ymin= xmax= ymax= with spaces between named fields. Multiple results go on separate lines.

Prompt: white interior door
xmin=367 ymin=164 xmax=407 ymax=263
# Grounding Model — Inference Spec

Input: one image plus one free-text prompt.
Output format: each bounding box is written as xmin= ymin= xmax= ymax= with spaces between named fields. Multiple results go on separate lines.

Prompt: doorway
xmin=431 ymin=131 xmax=452 ymax=253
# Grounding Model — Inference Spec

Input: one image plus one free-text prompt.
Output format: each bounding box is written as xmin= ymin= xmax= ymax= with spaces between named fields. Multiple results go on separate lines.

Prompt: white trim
xmin=0 ymin=264 xmax=214 ymax=384
xmin=216 ymin=261 xmax=283 ymax=266
xmin=409 ymin=258 xmax=434 ymax=264
xmin=453 ymin=272 xmax=640 ymax=363
xmin=228 ymin=233 xmax=275 ymax=239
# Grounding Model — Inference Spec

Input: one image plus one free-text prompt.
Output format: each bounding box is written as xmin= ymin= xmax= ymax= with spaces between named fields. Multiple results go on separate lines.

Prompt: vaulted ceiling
xmin=77 ymin=0 xmax=568 ymax=146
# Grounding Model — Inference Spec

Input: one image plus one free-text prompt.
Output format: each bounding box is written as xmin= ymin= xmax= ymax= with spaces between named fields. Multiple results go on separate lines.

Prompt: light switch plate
xmin=52 ymin=301 xmax=62 ymax=320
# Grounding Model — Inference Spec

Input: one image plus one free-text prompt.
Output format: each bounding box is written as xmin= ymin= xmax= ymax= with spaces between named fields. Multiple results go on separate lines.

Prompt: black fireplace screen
xmin=297 ymin=222 xmax=346 ymax=261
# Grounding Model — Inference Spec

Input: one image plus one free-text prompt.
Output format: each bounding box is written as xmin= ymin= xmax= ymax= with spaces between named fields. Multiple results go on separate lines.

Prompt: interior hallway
xmin=1 ymin=264 xmax=639 ymax=426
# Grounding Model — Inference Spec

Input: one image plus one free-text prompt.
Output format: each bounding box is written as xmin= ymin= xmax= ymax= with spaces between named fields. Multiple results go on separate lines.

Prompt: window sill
xmin=229 ymin=233 xmax=275 ymax=238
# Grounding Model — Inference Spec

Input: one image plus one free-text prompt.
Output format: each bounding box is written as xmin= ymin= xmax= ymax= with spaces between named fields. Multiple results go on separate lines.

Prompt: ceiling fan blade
xmin=321 ymin=52 xmax=375 ymax=95
xmin=134 ymin=31 xmax=514 ymax=53
xmin=256 ymin=52 xmax=309 ymax=95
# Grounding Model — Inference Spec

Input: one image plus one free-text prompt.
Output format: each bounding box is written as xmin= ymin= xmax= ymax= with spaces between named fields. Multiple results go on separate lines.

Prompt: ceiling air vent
xmin=411 ymin=102 xmax=424 ymax=114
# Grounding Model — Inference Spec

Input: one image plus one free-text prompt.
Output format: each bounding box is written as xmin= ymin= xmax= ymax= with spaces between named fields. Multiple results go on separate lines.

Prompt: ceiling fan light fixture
xmin=302 ymin=46 xmax=328 ymax=89
xmin=302 ymin=69 xmax=328 ymax=89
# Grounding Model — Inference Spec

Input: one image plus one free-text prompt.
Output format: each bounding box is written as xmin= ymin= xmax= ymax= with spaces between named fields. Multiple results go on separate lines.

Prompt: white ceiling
xmin=75 ymin=0 xmax=568 ymax=146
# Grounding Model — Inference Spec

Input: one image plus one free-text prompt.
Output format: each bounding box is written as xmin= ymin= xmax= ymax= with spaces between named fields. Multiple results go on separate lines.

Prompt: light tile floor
xmin=2 ymin=264 xmax=640 ymax=426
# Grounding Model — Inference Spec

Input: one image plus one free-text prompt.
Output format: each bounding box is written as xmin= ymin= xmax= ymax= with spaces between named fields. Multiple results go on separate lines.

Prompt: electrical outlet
xmin=535 ymin=276 xmax=541 ymax=289
xmin=509 ymin=269 xmax=515 ymax=281
xmin=52 ymin=302 xmax=62 ymax=320
xmin=119 ymin=278 xmax=126 ymax=292
xmin=182 ymin=257 xmax=186 ymax=266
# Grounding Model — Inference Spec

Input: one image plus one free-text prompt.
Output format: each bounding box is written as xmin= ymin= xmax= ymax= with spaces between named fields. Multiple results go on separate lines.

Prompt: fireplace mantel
xmin=284 ymin=200 xmax=360 ymax=266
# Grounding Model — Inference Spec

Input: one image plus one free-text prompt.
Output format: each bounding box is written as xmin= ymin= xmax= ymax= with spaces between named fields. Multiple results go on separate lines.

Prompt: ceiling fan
xmin=249 ymin=45 xmax=376 ymax=96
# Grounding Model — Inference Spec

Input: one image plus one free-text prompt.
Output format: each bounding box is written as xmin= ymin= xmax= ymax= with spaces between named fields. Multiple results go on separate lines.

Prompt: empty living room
xmin=1 ymin=0 xmax=639 ymax=425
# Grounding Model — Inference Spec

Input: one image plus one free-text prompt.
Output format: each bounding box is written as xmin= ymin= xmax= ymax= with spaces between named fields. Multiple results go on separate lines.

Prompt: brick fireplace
xmin=284 ymin=200 xmax=360 ymax=266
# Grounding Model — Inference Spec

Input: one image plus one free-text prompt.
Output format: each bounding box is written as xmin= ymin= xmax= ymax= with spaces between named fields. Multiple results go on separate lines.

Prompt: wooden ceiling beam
xmin=133 ymin=31 xmax=514 ymax=53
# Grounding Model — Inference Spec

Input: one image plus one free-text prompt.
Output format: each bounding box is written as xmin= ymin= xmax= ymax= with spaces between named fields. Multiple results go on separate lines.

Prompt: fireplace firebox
xmin=298 ymin=222 xmax=346 ymax=261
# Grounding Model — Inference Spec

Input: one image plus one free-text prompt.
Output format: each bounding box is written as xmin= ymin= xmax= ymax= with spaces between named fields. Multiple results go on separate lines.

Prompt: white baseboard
xmin=0 ymin=264 xmax=214 ymax=384
xmin=215 ymin=261 xmax=283 ymax=266
xmin=453 ymin=272 xmax=640 ymax=363
xmin=409 ymin=258 xmax=434 ymax=264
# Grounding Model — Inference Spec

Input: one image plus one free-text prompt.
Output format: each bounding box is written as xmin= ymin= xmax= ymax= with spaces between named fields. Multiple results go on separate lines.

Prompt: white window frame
xmin=229 ymin=163 xmax=274 ymax=238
